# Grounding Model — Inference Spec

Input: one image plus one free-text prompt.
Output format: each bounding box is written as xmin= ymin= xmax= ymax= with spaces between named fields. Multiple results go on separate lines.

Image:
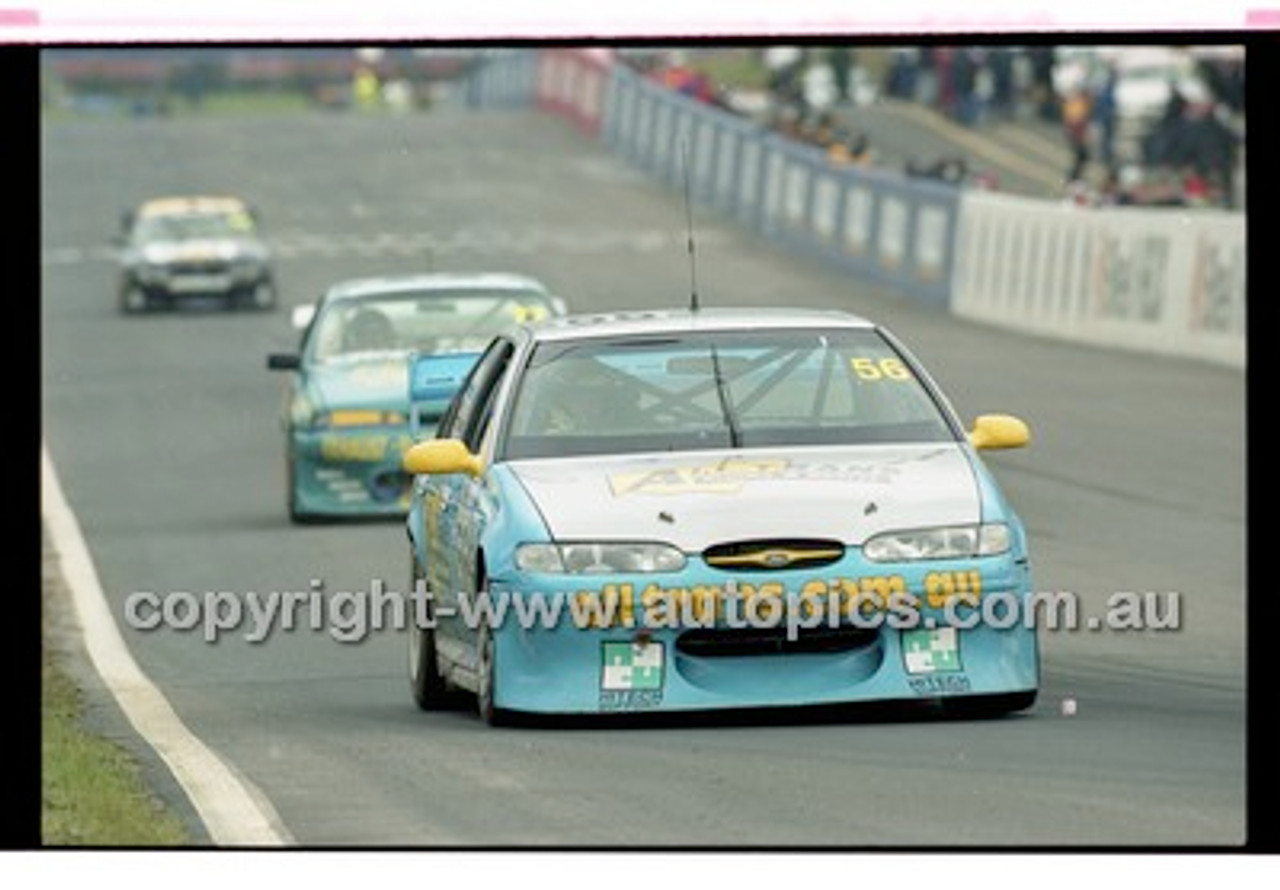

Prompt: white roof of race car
xmin=137 ymin=195 xmax=251 ymax=218
xmin=524 ymin=307 xmax=877 ymax=342
xmin=325 ymin=272 xmax=551 ymax=303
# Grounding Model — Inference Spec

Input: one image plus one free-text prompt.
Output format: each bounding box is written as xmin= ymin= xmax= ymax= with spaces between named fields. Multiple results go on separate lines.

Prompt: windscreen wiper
xmin=708 ymin=343 xmax=742 ymax=448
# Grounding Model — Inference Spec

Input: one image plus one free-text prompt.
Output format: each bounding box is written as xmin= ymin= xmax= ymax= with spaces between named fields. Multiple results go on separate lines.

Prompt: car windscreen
xmin=134 ymin=209 xmax=256 ymax=242
xmin=308 ymin=291 xmax=556 ymax=363
xmin=502 ymin=328 xmax=958 ymax=460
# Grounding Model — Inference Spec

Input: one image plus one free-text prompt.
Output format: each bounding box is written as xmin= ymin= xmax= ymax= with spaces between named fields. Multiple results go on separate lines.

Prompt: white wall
xmin=952 ymin=191 xmax=1245 ymax=369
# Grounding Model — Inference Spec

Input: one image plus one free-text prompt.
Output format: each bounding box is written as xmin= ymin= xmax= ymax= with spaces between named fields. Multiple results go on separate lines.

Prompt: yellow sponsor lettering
xmin=860 ymin=574 xmax=907 ymax=597
xmin=800 ymin=579 xmax=828 ymax=599
xmin=609 ymin=457 xmax=790 ymax=496
xmin=925 ymin=570 xmax=983 ymax=609
xmin=569 ymin=575 xmax=925 ymax=629
xmin=798 ymin=579 xmax=829 ymax=621
xmin=821 ymin=576 xmax=907 ymax=617
xmin=687 ymin=585 xmax=720 ymax=624
xmin=742 ymin=582 xmax=783 ymax=623
xmin=574 ymin=591 xmax=605 ymax=629
xmin=641 ymin=582 xmax=672 ymax=627
xmin=328 ymin=409 xmax=386 ymax=427
xmin=853 ymin=574 xmax=906 ymax=615
xmin=320 ymin=435 xmax=387 ymax=462
xmin=797 ymin=590 xmax=826 ymax=621
xmin=603 ymin=583 xmax=636 ymax=626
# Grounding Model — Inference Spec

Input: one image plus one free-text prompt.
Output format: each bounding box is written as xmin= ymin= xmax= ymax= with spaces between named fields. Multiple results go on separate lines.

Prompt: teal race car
xmin=266 ymin=273 xmax=567 ymax=522
xmin=401 ymin=308 xmax=1039 ymax=724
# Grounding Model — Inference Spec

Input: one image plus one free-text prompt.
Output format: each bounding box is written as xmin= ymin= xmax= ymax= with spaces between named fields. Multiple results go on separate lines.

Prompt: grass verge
xmin=40 ymin=88 xmax=318 ymax=121
xmin=41 ymin=529 xmax=193 ymax=847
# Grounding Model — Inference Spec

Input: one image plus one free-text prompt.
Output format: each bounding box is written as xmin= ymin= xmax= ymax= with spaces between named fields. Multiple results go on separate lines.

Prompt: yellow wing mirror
xmin=968 ymin=414 xmax=1031 ymax=450
xmin=402 ymin=439 xmax=483 ymax=477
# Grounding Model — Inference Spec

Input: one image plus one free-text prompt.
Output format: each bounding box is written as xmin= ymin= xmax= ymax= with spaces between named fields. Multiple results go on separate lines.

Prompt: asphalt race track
xmin=40 ymin=106 xmax=1246 ymax=847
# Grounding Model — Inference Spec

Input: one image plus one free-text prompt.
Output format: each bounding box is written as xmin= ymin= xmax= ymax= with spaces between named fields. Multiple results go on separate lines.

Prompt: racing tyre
xmin=240 ymin=278 xmax=277 ymax=312
xmin=119 ymin=281 xmax=151 ymax=314
xmin=285 ymin=442 xmax=315 ymax=525
xmin=473 ymin=573 xmax=511 ymax=727
xmin=408 ymin=554 xmax=449 ymax=709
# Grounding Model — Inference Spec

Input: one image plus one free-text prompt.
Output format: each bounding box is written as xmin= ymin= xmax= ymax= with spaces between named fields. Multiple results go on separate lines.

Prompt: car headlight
xmin=515 ymin=542 xmax=687 ymax=574
xmin=290 ymin=394 xmax=316 ymax=427
xmin=142 ymin=246 xmax=175 ymax=265
xmin=230 ymin=255 xmax=266 ymax=278
xmin=134 ymin=254 xmax=170 ymax=279
xmin=862 ymin=523 xmax=1011 ymax=562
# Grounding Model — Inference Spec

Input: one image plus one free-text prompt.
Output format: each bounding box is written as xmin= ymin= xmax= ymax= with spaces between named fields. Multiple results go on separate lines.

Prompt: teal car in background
xmin=266 ymin=273 xmax=566 ymax=522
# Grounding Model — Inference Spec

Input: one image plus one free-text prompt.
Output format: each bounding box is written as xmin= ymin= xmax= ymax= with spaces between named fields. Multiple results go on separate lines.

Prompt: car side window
xmin=439 ymin=338 xmax=511 ymax=443
xmin=298 ymin=297 xmax=323 ymax=351
xmin=461 ymin=343 xmax=516 ymax=453
xmin=435 ymin=392 xmax=463 ymax=441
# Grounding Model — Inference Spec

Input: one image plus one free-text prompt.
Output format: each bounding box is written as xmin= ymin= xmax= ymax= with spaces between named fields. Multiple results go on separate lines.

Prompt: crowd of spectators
xmin=883 ymin=46 xmax=1244 ymax=208
xmin=626 ymin=46 xmax=1244 ymax=210
xmin=884 ymin=47 xmax=1039 ymax=125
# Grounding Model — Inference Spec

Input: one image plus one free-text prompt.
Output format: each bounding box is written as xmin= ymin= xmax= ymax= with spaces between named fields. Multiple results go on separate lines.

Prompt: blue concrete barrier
xmin=463 ymin=51 xmax=538 ymax=109
xmin=602 ymin=67 xmax=960 ymax=308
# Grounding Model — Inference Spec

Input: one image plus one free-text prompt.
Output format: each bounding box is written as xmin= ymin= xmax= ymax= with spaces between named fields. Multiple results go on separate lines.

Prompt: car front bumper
xmin=475 ymin=555 xmax=1040 ymax=715
xmin=130 ymin=264 xmax=271 ymax=299
xmin=290 ymin=427 xmax=414 ymax=517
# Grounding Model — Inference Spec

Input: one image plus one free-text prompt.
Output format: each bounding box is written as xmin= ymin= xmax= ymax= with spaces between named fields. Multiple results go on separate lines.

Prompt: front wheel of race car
xmin=234 ymin=277 xmax=277 ymax=311
xmin=408 ymin=554 xmax=449 ymax=710
xmin=119 ymin=280 xmax=151 ymax=314
xmin=285 ymin=440 xmax=316 ymax=525
xmin=473 ymin=571 xmax=512 ymax=727
xmin=475 ymin=621 xmax=508 ymax=726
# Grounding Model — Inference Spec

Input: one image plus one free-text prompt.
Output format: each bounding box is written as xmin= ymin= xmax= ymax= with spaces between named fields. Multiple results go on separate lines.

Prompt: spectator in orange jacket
xmin=1061 ymin=88 xmax=1092 ymax=184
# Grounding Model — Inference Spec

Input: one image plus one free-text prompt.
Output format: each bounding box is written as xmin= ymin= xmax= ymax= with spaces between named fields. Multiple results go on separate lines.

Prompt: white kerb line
xmin=41 ymin=442 xmax=291 ymax=846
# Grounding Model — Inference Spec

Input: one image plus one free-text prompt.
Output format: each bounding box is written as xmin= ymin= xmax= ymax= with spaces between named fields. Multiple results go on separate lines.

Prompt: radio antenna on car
xmin=681 ymin=139 xmax=700 ymax=313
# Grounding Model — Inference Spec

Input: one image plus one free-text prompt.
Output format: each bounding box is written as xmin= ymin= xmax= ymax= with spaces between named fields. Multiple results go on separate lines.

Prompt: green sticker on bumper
xmin=601 ymin=641 xmax=664 ymax=690
xmin=902 ymin=627 xmax=962 ymax=674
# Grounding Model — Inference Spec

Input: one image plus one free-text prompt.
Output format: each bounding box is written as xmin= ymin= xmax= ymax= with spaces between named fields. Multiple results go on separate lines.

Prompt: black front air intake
xmin=675 ymin=624 xmax=878 ymax=657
